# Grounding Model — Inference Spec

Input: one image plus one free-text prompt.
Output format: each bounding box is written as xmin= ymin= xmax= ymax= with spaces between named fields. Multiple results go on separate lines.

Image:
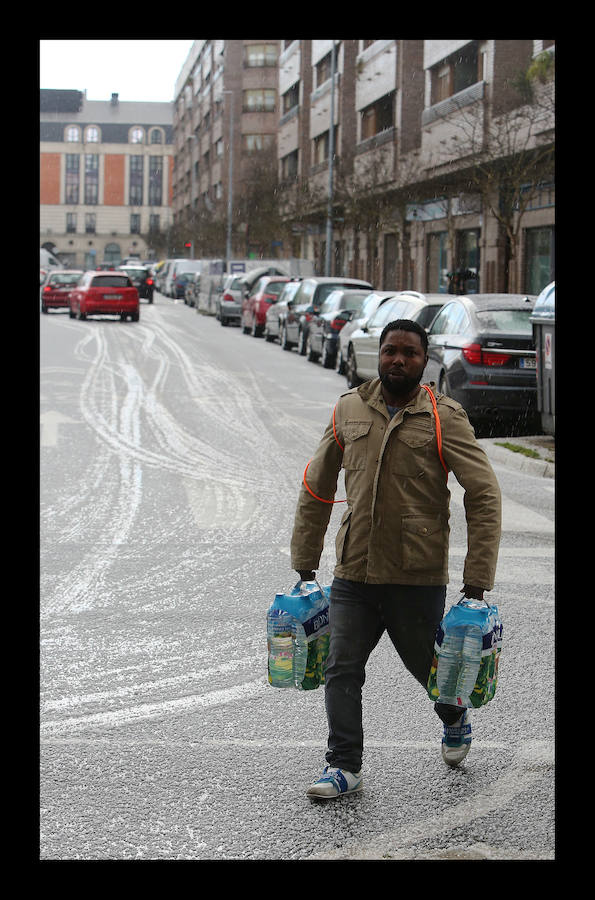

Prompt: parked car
xmin=68 ymin=270 xmax=140 ymax=322
xmin=263 ymin=279 xmax=303 ymax=343
xmin=304 ymin=289 xmax=371 ymax=367
xmin=171 ymin=270 xmax=196 ymax=300
xmin=336 ymin=291 xmax=398 ymax=374
xmin=241 ymin=276 xmax=291 ymax=337
xmin=422 ymin=293 xmax=538 ymax=425
xmin=184 ymin=272 xmax=202 ymax=308
xmin=118 ymin=265 xmax=154 ymax=303
xmin=345 ymin=291 xmax=446 ymax=387
xmin=164 ymin=260 xmax=203 ymax=297
xmin=40 ymin=270 xmax=83 ymax=313
xmin=216 ymin=273 xmax=249 ymax=326
xmin=288 ymin=277 xmax=373 ymax=356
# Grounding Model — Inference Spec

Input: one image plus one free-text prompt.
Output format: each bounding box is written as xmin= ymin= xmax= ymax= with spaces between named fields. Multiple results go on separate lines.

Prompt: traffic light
xmin=184 ymin=241 xmax=193 ymax=255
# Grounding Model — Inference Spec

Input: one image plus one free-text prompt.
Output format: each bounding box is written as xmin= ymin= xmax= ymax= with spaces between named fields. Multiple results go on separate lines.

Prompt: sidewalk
xmin=478 ymin=433 xmax=555 ymax=479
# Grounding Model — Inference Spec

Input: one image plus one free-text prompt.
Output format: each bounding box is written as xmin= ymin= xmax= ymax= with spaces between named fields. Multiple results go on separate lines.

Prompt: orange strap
xmin=421 ymin=384 xmax=449 ymax=477
xmin=302 ymin=387 xmax=448 ymax=503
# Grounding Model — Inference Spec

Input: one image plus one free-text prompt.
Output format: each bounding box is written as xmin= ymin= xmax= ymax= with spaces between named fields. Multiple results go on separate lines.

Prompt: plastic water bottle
xmin=292 ymin=619 xmax=309 ymax=687
xmin=267 ymin=608 xmax=296 ymax=688
xmin=435 ymin=627 xmax=465 ymax=705
xmin=456 ymin=625 xmax=483 ymax=703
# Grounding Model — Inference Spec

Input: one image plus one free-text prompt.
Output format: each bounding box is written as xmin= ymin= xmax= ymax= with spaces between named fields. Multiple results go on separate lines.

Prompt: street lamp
xmin=325 ymin=41 xmax=336 ymax=277
xmin=223 ymin=90 xmax=234 ymax=270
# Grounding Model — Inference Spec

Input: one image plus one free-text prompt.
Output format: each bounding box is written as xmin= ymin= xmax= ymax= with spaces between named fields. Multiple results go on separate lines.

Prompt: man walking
xmin=290 ymin=319 xmax=501 ymax=799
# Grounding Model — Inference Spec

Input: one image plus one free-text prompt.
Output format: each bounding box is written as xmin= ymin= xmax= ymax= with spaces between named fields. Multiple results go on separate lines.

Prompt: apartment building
xmin=40 ymin=89 xmax=174 ymax=268
xmin=277 ymin=39 xmax=554 ymax=294
xmin=172 ymin=39 xmax=281 ymax=256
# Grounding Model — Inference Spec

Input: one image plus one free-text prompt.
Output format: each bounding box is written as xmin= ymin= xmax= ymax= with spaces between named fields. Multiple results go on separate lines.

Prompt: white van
xmin=164 ymin=259 xmax=204 ymax=297
xmin=198 ymin=258 xmax=315 ymax=315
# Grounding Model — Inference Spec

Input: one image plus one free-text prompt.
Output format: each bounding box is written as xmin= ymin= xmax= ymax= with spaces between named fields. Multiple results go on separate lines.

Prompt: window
xmin=66 ymin=126 xmax=80 ymax=142
xmin=429 ymin=302 xmax=469 ymax=335
xmin=148 ymin=156 xmax=163 ymax=206
xmin=243 ymin=89 xmax=276 ymax=112
xmin=129 ymin=155 xmax=144 ymax=205
xmin=281 ymin=150 xmax=298 ymax=180
xmin=149 ymin=214 xmax=160 ymax=233
xmin=84 ymin=154 xmax=98 ymax=205
xmin=282 ymin=82 xmax=300 ymax=114
xmin=360 ymin=92 xmax=394 ymax=140
xmin=215 ymin=138 xmax=224 ymax=158
xmin=150 ymin=129 xmax=163 ymax=144
xmin=313 ymin=131 xmax=329 ymax=164
xmin=85 ymin=126 xmax=100 ymax=142
xmin=65 ymin=154 xmax=80 ymax=204
xmin=85 ymin=213 xmax=96 ymax=234
xmin=244 ymin=44 xmax=278 ymax=67
xmin=130 ymin=214 xmax=140 ymax=234
xmin=66 ymin=213 xmax=77 ymax=233
xmin=316 ymin=52 xmax=332 ymax=86
xmin=242 ymin=134 xmax=274 ymax=153
xmin=431 ymin=42 xmax=480 ymax=105
xmin=130 ymin=127 xmax=144 ymax=144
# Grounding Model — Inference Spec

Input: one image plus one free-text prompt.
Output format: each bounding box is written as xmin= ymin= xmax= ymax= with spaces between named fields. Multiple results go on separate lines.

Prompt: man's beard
xmin=379 ymin=369 xmax=423 ymax=397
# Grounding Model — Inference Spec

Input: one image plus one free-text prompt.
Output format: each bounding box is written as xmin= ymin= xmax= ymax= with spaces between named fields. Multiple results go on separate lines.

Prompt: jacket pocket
xmin=335 ymin=507 xmax=353 ymax=563
xmin=401 ymin=514 xmax=446 ymax=572
xmin=342 ymin=420 xmax=371 ymax=470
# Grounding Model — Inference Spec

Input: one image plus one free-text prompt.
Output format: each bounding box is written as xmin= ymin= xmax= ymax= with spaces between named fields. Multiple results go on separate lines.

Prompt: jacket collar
xmin=356 ymin=378 xmax=437 ymax=418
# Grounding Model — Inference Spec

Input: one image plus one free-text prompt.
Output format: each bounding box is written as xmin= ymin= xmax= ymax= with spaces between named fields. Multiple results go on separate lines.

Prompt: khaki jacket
xmin=290 ymin=379 xmax=501 ymax=589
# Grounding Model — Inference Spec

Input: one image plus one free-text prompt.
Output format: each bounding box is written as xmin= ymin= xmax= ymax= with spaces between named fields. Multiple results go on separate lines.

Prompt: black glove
xmin=297 ymin=570 xmax=315 ymax=582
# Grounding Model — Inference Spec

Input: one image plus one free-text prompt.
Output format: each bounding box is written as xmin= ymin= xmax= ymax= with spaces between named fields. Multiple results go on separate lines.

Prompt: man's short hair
xmin=379 ymin=319 xmax=428 ymax=354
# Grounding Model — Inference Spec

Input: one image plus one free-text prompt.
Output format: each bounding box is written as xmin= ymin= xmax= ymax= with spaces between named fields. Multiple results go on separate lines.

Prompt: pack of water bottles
xmin=267 ymin=580 xmax=331 ymax=691
xmin=427 ymin=597 xmax=503 ymax=709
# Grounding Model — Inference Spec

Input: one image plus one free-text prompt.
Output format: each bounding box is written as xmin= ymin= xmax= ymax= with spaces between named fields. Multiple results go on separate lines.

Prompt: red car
xmin=241 ymin=276 xmax=291 ymax=337
xmin=40 ymin=270 xmax=83 ymax=313
xmin=69 ymin=271 xmax=140 ymax=322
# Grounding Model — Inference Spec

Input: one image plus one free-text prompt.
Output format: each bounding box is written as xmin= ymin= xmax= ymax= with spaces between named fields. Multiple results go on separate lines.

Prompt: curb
xmin=478 ymin=439 xmax=555 ymax=479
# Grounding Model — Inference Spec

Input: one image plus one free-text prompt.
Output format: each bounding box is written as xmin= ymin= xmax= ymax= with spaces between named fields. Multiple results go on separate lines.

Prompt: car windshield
xmin=91 ymin=275 xmax=130 ymax=288
xmin=121 ymin=268 xmax=146 ymax=278
xmin=317 ymin=283 xmax=366 ymax=304
xmin=476 ymin=309 xmax=533 ymax=334
xmin=416 ymin=304 xmax=443 ymax=329
xmin=50 ymin=273 xmax=81 ymax=285
xmin=230 ymin=277 xmax=245 ymax=290
xmin=266 ymin=281 xmax=288 ymax=296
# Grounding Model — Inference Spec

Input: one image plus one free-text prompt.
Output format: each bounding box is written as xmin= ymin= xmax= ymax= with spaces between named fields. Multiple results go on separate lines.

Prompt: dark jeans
xmin=324 ymin=577 xmax=462 ymax=772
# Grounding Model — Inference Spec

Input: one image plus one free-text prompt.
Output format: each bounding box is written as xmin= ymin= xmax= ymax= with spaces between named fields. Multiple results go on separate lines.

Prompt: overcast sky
xmin=39 ymin=40 xmax=195 ymax=103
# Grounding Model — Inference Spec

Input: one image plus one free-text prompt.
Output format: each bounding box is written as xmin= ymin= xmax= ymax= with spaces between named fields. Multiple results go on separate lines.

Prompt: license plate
xmin=519 ymin=357 xmax=536 ymax=368
xmin=105 ymin=294 xmax=123 ymax=300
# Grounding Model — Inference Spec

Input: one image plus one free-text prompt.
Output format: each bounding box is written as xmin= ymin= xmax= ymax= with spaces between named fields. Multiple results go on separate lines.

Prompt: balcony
xmin=422 ymin=81 xmax=484 ymax=126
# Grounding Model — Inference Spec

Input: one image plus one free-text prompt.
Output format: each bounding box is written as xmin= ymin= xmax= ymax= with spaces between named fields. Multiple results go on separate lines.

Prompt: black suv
xmin=118 ymin=265 xmax=154 ymax=303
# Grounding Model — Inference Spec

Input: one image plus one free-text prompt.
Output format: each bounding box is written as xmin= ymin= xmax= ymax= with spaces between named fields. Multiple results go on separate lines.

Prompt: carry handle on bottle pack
xmin=427 ymin=597 xmax=503 ymax=709
xmin=267 ymin=579 xmax=331 ymax=691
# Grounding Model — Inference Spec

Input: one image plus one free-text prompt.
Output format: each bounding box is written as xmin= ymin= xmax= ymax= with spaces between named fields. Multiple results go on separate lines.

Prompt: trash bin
xmin=530 ymin=281 xmax=555 ymax=436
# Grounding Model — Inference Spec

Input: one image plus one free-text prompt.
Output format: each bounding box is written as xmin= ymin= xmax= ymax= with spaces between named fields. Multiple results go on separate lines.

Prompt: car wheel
xmin=265 ymin=326 xmax=275 ymax=342
xmin=306 ymin=334 xmax=320 ymax=362
xmin=77 ymin=309 xmax=86 ymax=321
xmin=221 ymin=315 xmax=228 ymax=326
xmin=438 ymin=373 xmax=450 ymax=396
xmin=336 ymin=350 xmax=345 ymax=375
xmin=298 ymin=329 xmax=308 ymax=356
xmin=41 ymin=303 xmax=48 ymax=313
xmin=321 ymin=340 xmax=336 ymax=369
xmin=346 ymin=346 xmax=362 ymax=389
xmin=242 ymin=318 xmax=251 ymax=334
xmin=131 ymin=311 xmax=139 ymax=322
xmin=281 ymin=325 xmax=292 ymax=351
xmin=69 ymin=307 xmax=76 ymax=319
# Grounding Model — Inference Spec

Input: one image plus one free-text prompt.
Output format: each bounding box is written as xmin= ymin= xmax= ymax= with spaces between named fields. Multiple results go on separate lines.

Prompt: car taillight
xmin=222 ymin=292 xmax=235 ymax=302
xmin=43 ymin=285 xmax=52 ymax=292
xmin=462 ymin=343 xmax=511 ymax=366
xmin=146 ymin=278 xmax=153 ymax=285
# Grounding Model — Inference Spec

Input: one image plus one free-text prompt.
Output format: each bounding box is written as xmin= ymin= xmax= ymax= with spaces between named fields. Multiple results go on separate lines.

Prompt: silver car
xmin=337 ymin=291 xmax=398 ymax=374
xmin=345 ymin=291 xmax=446 ymax=387
xmin=217 ymin=273 xmax=248 ymax=326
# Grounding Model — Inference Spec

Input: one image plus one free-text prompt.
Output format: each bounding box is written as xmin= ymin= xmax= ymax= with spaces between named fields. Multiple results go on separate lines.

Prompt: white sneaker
xmin=306 ymin=765 xmax=363 ymax=799
xmin=441 ymin=709 xmax=472 ymax=767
